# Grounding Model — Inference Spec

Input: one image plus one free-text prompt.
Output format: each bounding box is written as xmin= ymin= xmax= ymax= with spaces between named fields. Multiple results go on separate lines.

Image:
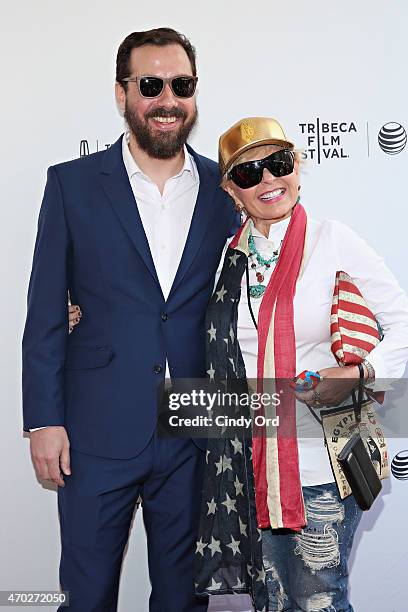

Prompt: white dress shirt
xmin=122 ymin=134 xmax=199 ymax=380
xmin=122 ymin=134 xmax=200 ymax=301
xmin=219 ymin=216 xmax=408 ymax=485
xmin=30 ymin=136 xmax=200 ymax=430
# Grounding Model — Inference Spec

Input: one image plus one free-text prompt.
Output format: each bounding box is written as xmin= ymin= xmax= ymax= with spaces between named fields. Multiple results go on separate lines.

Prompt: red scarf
xmin=230 ymin=203 xmax=307 ymax=530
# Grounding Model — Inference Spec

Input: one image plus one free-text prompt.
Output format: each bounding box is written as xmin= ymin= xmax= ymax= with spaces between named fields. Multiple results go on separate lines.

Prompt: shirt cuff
xmin=363 ymin=353 xmax=393 ymax=392
xmin=365 ymin=349 xmax=387 ymax=381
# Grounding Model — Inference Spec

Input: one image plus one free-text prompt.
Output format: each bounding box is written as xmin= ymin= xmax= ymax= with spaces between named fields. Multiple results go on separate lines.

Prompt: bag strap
xmin=246 ymin=259 xmax=258 ymax=331
xmin=351 ymin=362 xmax=365 ymax=423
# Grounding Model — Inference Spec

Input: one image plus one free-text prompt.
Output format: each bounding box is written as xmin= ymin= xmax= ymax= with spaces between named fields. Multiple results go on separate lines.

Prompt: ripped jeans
xmin=261 ymin=482 xmax=362 ymax=612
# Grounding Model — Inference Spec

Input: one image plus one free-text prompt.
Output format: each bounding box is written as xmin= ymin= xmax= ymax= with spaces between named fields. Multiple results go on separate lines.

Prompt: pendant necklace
xmin=247 ymin=232 xmax=282 ymax=298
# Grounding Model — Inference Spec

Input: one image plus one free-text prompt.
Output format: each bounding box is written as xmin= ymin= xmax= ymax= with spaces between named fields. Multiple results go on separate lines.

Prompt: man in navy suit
xmin=23 ymin=28 xmax=237 ymax=611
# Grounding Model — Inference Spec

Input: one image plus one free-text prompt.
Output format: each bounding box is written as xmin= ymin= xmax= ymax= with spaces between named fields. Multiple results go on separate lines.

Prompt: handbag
xmin=331 ymin=270 xmax=382 ymax=366
xmin=308 ymin=364 xmax=386 ymax=508
xmin=338 ymin=433 xmax=382 ymax=510
xmin=326 ymin=365 xmax=382 ymax=510
xmin=308 ymin=271 xmax=389 ymax=508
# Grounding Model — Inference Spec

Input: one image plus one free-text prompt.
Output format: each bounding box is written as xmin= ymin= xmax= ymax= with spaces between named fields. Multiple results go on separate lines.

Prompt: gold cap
xmin=218 ymin=117 xmax=295 ymax=176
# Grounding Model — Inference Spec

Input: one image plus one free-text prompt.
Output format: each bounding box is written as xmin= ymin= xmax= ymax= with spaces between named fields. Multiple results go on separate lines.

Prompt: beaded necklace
xmin=247 ymin=232 xmax=282 ymax=298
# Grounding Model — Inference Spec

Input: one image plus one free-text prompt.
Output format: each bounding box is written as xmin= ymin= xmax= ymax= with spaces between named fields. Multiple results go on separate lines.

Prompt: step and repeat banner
xmin=2 ymin=1 xmax=407 ymax=611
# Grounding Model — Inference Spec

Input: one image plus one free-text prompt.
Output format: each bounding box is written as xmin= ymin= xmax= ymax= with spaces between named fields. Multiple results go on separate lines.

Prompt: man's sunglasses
xmin=121 ymin=75 xmax=198 ymax=99
xmin=228 ymin=149 xmax=295 ymax=189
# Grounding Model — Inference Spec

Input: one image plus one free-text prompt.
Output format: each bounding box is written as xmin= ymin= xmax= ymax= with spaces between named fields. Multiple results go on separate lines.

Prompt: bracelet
xmin=362 ymin=358 xmax=375 ymax=386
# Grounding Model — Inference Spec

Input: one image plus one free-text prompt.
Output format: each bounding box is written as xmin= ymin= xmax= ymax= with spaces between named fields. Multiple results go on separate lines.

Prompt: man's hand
xmin=295 ymin=365 xmax=363 ymax=407
xmin=30 ymin=426 xmax=71 ymax=487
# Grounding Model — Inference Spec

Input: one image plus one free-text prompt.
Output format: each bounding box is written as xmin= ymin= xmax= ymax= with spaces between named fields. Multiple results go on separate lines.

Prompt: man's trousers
xmin=57 ymin=431 xmax=208 ymax=612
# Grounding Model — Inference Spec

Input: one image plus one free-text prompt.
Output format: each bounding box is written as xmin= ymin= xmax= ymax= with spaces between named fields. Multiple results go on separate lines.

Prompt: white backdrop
xmin=1 ymin=1 xmax=408 ymax=611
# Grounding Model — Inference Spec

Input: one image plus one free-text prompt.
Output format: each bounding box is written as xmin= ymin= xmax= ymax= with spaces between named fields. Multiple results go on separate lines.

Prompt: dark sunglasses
xmin=121 ymin=75 xmax=198 ymax=99
xmin=228 ymin=149 xmax=295 ymax=189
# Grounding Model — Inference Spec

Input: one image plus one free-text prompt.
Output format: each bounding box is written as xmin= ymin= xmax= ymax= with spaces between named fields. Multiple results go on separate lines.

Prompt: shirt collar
xmin=250 ymin=215 xmax=291 ymax=241
xmin=122 ymin=131 xmax=197 ymax=183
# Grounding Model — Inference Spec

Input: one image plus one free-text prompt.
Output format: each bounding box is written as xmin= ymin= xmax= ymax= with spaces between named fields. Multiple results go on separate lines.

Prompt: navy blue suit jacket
xmin=22 ymin=135 xmax=238 ymax=458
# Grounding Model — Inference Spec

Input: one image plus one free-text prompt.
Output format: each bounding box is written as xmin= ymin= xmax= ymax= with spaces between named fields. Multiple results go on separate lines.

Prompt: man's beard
xmin=125 ymin=101 xmax=198 ymax=159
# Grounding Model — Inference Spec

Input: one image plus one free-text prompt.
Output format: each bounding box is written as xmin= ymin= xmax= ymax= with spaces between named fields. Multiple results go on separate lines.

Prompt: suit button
xmin=154 ymin=364 xmax=163 ymax=374
xmin=161 ymin=313 xmax=168 ymax=322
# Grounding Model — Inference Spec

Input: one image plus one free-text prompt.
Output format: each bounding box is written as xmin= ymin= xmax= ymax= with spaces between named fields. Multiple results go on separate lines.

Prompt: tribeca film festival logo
xmin=77 ymin=123 xmax=407 ymax=160
xmin=79 ymin=139 xmax=112 ymax=157
xmin=298 ymin=119 xmax=407 ymax=162
xmin=391 ymin=450 xmax=408 ymax=481
xmin=299 ymin=119 xmax=357 ymax=163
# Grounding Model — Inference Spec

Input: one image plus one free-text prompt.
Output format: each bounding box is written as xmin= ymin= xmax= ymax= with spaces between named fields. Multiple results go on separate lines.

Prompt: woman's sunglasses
xmin=228 ymin=149 xmax=295 ymax=189
xmin=121 ymin=75 xmax=198 ymax=99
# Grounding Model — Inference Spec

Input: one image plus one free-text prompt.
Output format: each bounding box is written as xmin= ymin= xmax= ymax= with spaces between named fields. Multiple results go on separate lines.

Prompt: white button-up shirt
xmin=122 ymin=134 xmax=199 ymax=301
xmin=123 ymin=134 xmax=200 ymax=380
xmin=218 ymin=216 xmax=408 ymax=485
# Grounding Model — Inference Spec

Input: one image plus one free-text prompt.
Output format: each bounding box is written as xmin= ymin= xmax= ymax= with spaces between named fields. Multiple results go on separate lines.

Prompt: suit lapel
xmin=99 ymin=135 xmax=162 ymax=292
xmin=167 ymin=147 xmax=219 ymax=301
xmin=100 ymin=137 xmax=219 ymax=302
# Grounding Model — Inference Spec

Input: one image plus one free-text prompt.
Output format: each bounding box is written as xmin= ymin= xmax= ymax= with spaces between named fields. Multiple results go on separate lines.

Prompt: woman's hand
xmin=295 ymin=365 xmax=363 ymax=408
xmin=68 ymin=304 xmax=82 ymax=334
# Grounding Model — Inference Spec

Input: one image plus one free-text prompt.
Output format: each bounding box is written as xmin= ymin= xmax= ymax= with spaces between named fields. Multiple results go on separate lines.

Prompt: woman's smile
xmin=259 ymin=187 xmax=286 ymax=204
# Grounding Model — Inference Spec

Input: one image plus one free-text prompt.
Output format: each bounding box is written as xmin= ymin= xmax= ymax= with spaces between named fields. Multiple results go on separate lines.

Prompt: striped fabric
xmin=230 ymin=204 xmax=308 ymax=531
xmin=331 ymin=271 xmax=380 ymax=366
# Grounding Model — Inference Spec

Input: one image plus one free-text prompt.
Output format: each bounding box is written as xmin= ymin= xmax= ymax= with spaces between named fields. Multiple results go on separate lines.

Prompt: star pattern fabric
xmin=194 ymin=248 xmax=268 ymax=611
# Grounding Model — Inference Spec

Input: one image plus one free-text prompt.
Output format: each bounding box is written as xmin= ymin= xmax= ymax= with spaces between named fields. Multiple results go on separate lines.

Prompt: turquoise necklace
xmin=248 ymin=233 xmax=281 ymax=298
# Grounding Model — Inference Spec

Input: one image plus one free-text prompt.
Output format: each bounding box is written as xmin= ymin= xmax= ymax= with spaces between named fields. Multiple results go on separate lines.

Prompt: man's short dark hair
xmin=116 ymin=28 xmax=197 ymax=89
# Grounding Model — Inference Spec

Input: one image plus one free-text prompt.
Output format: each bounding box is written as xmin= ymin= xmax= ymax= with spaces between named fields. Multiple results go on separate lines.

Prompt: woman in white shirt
xmin=193 ymin=117 xmax=408 ymax=612
xmin=69 ymin=117 xmax=408 ymax=611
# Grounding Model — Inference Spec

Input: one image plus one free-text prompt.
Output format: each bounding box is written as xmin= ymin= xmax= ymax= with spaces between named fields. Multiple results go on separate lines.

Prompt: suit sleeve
xmin=213 ymin=203 xmax=240 ymax=291
xmin=228 ymin=211 xmax=241 ymax=237
xmin=22 ymin=166 xmax=72 ymax=431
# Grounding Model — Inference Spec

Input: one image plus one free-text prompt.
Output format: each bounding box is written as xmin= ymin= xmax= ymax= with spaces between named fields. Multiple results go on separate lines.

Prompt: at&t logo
xmin=391 ymin=450 xmax=408 ymax=481
xmin=378 ymin=122 xmax=407 ymax=155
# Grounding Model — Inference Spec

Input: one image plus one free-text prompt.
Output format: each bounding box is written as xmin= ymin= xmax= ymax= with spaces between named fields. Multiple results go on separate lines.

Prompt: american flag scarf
xmin=195 ymin=236 xmax=269 ymax=610
xmin=229 ymin=203 xmax=308 ymax=530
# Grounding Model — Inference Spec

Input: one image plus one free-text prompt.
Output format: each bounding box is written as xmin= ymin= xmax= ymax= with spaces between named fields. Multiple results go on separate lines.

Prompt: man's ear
xmin=115 ymin=81 xmax=126 ymax=115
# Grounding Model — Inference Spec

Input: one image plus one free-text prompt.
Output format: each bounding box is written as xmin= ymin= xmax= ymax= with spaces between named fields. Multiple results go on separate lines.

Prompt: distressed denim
xmin=261 ymin=483 xmax=362 ymax=611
